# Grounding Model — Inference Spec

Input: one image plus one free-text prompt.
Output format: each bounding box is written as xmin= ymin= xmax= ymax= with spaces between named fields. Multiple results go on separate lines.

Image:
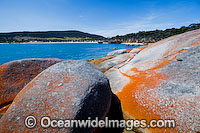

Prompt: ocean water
xmin=0 ymin=43 xmax=137 ymax=65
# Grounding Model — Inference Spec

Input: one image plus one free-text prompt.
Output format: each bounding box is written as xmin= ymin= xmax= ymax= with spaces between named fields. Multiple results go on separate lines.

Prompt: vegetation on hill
xmin=0 ymin=31 xmax=104 ymax=43
xmin=110 ymin=23 xmax=200 ymax=43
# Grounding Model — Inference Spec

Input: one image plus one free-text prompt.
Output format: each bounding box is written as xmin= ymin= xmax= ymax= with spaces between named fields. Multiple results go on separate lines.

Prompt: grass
xmin=47 ymin=37 xmax=91 ymax=41
xmin=13 ymin=36 xmax=91 ymax=42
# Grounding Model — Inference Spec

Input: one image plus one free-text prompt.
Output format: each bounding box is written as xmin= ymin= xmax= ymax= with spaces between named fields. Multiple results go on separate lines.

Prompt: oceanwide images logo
xmin=24 ymin=115 xmax=176 ymax=130
xmin=24 ymin=116 xmax=37 ymax=129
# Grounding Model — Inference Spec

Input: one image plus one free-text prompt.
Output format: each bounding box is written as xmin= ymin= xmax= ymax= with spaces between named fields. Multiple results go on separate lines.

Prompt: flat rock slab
xmin=0 ymin=60 xmax=112 ymax=132
xmin=0 ymin=58 xmax=61 ymax=108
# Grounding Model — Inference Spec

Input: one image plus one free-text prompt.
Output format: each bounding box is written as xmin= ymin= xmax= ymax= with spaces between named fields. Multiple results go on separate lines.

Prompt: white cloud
xmin=91 ymin=13 xmax=174 ymax=37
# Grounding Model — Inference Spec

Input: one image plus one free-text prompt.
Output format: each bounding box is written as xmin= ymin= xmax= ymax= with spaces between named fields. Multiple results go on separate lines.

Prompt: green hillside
xmin=0 ymin=30 xmax=105 ymax=43
xmin=110 ymin=23 xmax=200 ymax=43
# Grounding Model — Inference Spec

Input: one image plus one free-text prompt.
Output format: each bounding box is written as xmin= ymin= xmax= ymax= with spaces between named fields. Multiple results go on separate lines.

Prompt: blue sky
xmin=0 ymin=0 xmax=199 ymax=37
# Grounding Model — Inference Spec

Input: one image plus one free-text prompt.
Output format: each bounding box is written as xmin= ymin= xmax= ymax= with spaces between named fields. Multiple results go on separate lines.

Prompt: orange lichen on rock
xmin=104 ymin=29 xmax=200 ymax=132
xmin=88 ymin=56 xmax=114 ymax=66
xmin=0 ymin=58 xmax=61 ymax=108
xmin=117 ymin=58 xmax=178 ymax=132
xmin=0 ymin=104 xmax=11 ymax=118
xmin=191 ymin=39 xmax=200 ymax=46
xmin=136 ymin=46 xmax=147 ymax=51
xmin=126 ymin=49 xmax=133 ymax=52
xmin=0 ymin=60 xmax=112 ymax=132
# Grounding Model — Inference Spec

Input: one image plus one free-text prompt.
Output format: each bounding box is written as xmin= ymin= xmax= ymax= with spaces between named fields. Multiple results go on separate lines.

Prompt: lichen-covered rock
xmin=0 ymin=60 xmax=112 ymax=132
xmin=98 ymin=53 xmax=135 ymax=73
xmin=88 ymin=56 xmax=114 ymax=66
xmin=106 ymin=49 xmax=129 ymax=57
xmin=0 ymin=58 xmax=61 ymax=108
xmin=90 ymin=49 xmax=141 ymax=73
xmin=130 ymin=46 xmax=147 ymax=54
xmin=105 ymin=29 xmax=200 ymax=132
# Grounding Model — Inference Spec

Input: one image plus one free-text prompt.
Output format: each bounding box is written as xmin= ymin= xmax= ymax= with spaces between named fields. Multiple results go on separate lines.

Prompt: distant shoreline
xmin=0 ymin=41 xmax=146 ymax=46
xmin=0 ymin=41 xmax=101 ymax=44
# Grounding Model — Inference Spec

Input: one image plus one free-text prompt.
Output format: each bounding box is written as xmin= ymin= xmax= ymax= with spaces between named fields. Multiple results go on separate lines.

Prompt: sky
xmin=0 ymin=0 xmax=199 ymax=37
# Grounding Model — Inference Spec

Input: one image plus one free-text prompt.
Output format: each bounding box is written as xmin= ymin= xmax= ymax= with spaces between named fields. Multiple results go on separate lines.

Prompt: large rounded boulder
xmin=0 ymin=58 xmax=61 ymax=108
xmin=105 ymin=29 xmax=200 ymax=132
xmin=0 ymin=60 xmax=112 ymax=132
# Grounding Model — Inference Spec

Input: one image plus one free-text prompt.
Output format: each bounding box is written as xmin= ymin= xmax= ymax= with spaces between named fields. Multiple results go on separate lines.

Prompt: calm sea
xmin=0 ymin=43 xmax=137 ymax=65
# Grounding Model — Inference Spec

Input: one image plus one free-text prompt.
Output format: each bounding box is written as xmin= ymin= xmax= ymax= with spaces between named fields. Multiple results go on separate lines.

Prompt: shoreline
xmin=0 ymin=41 xmax=146 ymax=46
xmin=0 ymin=41 xmax=101 ymax=45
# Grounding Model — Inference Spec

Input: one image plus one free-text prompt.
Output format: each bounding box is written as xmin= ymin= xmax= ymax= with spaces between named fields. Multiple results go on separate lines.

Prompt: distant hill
xmin=110 ymin=23 xmax=200 ymax=43
xmin=0 ymin=30 xmax=105 ymax=43
xmin=1 ymin=23 xmax=200 ymax=44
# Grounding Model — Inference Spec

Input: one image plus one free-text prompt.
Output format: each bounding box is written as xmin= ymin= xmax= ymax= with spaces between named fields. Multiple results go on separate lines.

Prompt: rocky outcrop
xmin=88 ymin=56 xmax=114 ymax=66
xmin=105 ymin=29 xmax=200 ymax=132
xmin=1 ymin=29 xmax=199 ymax=132
xmin=105 ymin=49 xmax=129 ymax=57
xmin=130 ymin=46 xmax=147 ymax=54
xmin=0 ymin=60 xmax=112 ymax=132
xmin=89 ymin=49 xmax=134 ymax=68
xmin=98 ymin=53 xmax=135 ymax=73
xmin=0 ymin=58 xmax=61 ymax=109
xmin=89 ymin=48 xmax=145 ymax=73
